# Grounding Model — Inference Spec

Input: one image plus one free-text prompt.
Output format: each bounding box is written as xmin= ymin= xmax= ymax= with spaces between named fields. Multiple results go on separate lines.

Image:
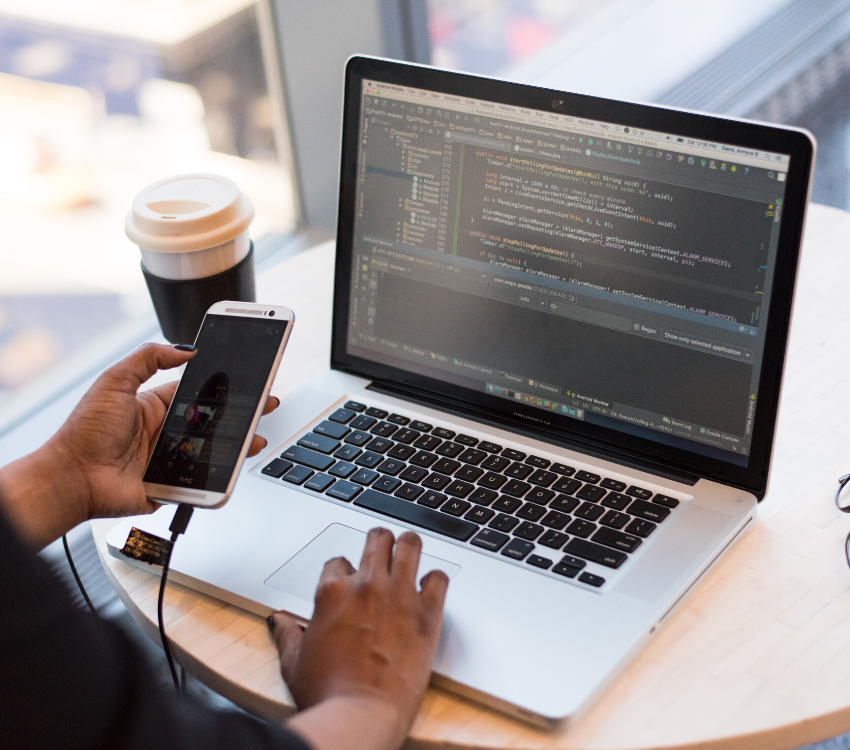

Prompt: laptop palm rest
xmin=265 ymin=523 xmax=462 ymax=604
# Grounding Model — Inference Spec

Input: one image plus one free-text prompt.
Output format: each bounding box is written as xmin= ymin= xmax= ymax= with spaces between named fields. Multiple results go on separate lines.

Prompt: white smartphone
xmin=143 ymin=301 xmax=294 ymax=509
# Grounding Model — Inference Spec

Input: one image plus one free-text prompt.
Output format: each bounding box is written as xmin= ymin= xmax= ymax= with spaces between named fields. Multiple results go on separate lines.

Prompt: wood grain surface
xmin=93 ymin=203 xmax=850 ymax=749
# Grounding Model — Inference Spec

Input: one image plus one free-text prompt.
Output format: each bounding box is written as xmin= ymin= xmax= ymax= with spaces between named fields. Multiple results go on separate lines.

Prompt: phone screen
xmin=144 ymin=314 xmax=288 ymax=492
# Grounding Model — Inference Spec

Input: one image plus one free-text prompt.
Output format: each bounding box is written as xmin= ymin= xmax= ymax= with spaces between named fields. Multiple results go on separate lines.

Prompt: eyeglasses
xmin=836 ymin=474 xmax=850 ymax=568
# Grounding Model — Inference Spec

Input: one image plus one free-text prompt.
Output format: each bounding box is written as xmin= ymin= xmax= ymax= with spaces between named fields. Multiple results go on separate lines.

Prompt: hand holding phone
xmin=143 ymin=301 xmax=294 ymax=508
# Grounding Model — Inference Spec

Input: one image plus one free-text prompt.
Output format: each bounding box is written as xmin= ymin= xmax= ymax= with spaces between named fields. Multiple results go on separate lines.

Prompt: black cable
xmin=63 ymin=533 xmax=96 ymax=614
xmin=158 ymin=503 xmax=194 ymax=691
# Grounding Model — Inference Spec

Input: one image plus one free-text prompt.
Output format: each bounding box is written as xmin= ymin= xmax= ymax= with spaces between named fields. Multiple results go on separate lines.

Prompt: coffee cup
xmin=125 ymin=173 xmax=257 ymax=343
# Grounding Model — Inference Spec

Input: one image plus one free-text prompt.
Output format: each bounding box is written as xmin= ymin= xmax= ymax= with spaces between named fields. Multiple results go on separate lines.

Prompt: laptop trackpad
xmin=265 ymin=524 xmax=462 ymax=604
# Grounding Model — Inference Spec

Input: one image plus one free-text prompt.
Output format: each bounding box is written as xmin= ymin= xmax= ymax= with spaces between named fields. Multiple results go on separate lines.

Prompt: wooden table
xmin=92 ymin=202 xmax=850 ymax=750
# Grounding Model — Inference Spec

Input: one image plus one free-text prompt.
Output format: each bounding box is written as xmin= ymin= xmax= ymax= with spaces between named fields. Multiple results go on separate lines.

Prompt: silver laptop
xmin=108 ymin=57 xmax=814 ymax=728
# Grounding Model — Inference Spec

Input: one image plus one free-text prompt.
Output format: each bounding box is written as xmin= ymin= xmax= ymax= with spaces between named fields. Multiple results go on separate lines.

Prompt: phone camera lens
xmin=268 ymin=311 xmax=275 ymax=317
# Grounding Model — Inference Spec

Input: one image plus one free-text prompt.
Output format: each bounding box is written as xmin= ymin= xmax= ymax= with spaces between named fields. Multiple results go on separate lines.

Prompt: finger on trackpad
xmin=264 ymin=523 xmax=462 ymax=603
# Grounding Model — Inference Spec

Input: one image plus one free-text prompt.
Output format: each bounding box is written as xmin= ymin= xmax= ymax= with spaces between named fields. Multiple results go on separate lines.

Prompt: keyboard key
xmin=593 ymin=527 xmax=642 ymax=553
xmin=513 ymin=521 xmax=544 ymax=540
xmin=282 ymin=445 xmax=334 ymax=471
xmin=376 ymin=458 xmax=405 ymax=475
xmin=565 ymin=538 xmax=627 ymax=569
xmin=282 ymin=465 xmax=313 ymax=485
xmin=575 ymin=502 xmax=604 ymax=521
xmin=600 ymin=478 xmax=627 ymax=492
xmin=576 ymin=484 xmax=607 ymax=503
xmin=579 ymin=572 xmax=605 ymax=587
xmin=355 ymin=489 xmax=479 ymax=541
xmin=492 ymin=495 xmax=522 ymax=514
xmin=365 ymin=437 xmax=393 ymax=454
xmin=525 ymin=455 xmax=551 ymax=469
xmin=394 ymin=483 xmax=423 ymax=501
xmin=478 ymin=472 xmax=508 ymax=490
xmin=480 ymin=454 xmax=511 ymax=472
xmin=478 ymin=441 xmax=502 ymax=453
xmin=387 ymin=413 xmax=410 ymax=425
xmin=540 ymin=510 xmax=570 ymax=530
xmin=502 ymin=480 xmax=531 ymax=498
xmin=334 ymin=444 xmax=362 ymax=461
xmin=262 ymin=458 xmax=292 ymax=478
xmin=422 ymin=473 xmax=451 ymax=490
xmin=468 ymin=487 xmax=498 ymax=506
xmin=432 ymin=427 xmax=456 ymax=440
xmin=489 ymin=514 xmax=519 ymax=532
xmin=350 ymin=414 xmax=377 ymax=430
xmin=314 ymin=420 xmax=350 ymax=438
xmin=409 ymin=420 xmax=432 ymax=432
xmin=501 ymin=538 xmax=534 ymax=560
xmin=626 ymin=485 xmax=653 ymax=500
xmin=410 ymin=450 xmax=438 ymax=468
xmin=387 ymin=444 xmax=416 ymax=461
xmin=501 ymin=448 xmax=526 ymax=461
xmin=298 ymin=433 xmax=340 ymax=455
xmin=552 ymin=477 xmax=581 ymax=494
xmin=561 ymin=554 xmax=586 ymax=569
xmin=455 ymin=434 xmax=478 ymax=446
xmin=413 ymin=434 xmax=441 ymax=451
xmin=392 ymin=428 xmax=420 ymax=444
xmin=551 ymin=463 xmax=575 ymax=476
xmin=442 ymin=499 xmax=471 ymax=516
xmin=505 ymin=462 xmax=533 ymax=480
xmin=601 ymin=492 xmax=630 ymax=510
xmin=454 ymin=465 xmax=484 ymax=482
xmin=565 ymin=519 xmax=597 ymax=538
xmin=326 ymin=480 xmax=362 ymax=501
xmin=528 ymin=469 xmax=556 ymax=487
xmin=329 ymin=461 xmax=357 ymax=478
xmin=351 ymin=468 xmax=379 ymax=485
xmin=370 ymin=421 xmax=398 ymax=438
xmin=539 ymin=530 xmax=569 ymax=549
xmin=625 ymin=518 xmax=657 ymax=538
xmin=343 ymin=400 xmax=366 ymax=412
xmin=418 ymin=491 xmax=447 ymax=508
xmin=374 ymin=475 xmax=402 ymax=493
xmin=398 ymin=465 xmax=428 ymax=483
xmin=365 ymin=407 xmax=388 ymax=419
xmin=549 ymin=495 xmax=580 ymax=514
xmin=517 ymin=503 xmax=546 ymax=521
xmin=627 ymin=499 xmax=670 ymax=523
xmin=527 ymin=554 xmax=553 ymax=569
xmin=305 ymin=473 xmax=335 ymax=492
xmin=526 ymin=488 xmax=555 ymax=505
xmin=465 ymin=505 xmax=495 ymax=524
xmin=653 ymin=493 xmax=680 ymax=508
xmin=471 ymin=528 xmax=509 ymax=551
xmin=344 ymin=429 xmax=371 ymax=446
xmin=445 ymin=480 xmax=474 ymax=498
xmin=458 ymin=448 xmax=487 ymax=465
xmin=575 ymin=470 xmax=601 ymax=484
xmin=552 ymin=562 xmax=581 ymax=578
xmin=600 ymin=510 xmax=630 ymax=529
xmin=435 ymin=442 xmax=463 ymax=458
xmin=432 ymin=458 xmax=461 ymax=475
xmin=354 ymin=451 xmax=383 ymax=468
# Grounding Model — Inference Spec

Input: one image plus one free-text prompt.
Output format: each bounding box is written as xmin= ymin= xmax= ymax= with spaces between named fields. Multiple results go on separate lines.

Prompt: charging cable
xmin=63 ymin=534 xmax=96 ymax=614
xmin=159 ymin=503 xmax=194 ymax=691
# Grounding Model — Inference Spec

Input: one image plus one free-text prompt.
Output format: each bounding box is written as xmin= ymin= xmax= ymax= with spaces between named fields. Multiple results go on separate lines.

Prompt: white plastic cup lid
xmin=125 ymin=173 xmax=254 ymax=254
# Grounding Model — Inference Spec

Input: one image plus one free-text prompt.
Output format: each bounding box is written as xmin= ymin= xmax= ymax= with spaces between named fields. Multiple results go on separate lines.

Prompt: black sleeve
xmin=0 ymin=509 xmax=313 ymax=750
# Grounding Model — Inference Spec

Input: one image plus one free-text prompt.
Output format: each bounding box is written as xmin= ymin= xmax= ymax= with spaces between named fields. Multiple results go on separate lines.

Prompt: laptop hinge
xmin=367 ymin=380 xmax=700 ymax=486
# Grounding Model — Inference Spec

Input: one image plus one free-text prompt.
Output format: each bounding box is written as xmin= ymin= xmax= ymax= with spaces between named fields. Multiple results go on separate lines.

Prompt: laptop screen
xmin=343 ymin=78 xmax=793 ymax=468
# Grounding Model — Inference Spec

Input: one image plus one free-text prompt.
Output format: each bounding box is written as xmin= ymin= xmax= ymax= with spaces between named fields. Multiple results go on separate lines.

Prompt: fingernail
xmin=174 ymin=344 xmax=197 ymax=352
xmin=267 ymin=614 xmax=276 ymax=632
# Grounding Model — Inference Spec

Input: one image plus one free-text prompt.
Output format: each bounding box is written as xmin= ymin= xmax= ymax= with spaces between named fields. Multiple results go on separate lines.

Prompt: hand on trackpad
xmin=265 ymin=524 xmax=461 ymax=603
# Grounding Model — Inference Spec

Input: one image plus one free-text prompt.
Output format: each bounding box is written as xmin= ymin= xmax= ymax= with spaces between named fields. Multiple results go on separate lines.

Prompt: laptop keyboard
xmin=259 ymin=400 xmax=683 ymax=590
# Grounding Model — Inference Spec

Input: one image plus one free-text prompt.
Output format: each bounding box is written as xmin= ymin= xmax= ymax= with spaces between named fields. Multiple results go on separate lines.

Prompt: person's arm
xmin=0 ymin=343 xmax=276 ymax=549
